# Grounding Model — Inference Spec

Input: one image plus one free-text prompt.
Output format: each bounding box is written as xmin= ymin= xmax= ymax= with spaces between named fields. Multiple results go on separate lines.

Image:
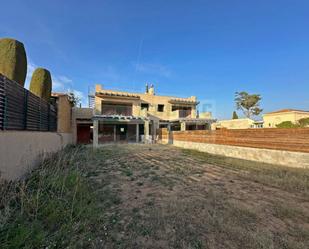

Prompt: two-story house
xmin=73 ymin=84 xmax=215 ymax=146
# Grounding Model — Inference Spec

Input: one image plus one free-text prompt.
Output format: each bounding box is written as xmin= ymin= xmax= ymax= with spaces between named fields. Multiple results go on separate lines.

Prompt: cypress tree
xmin=29 ymin=68 xmax=52 ymax=102
xmin=232 ymin=111 xmax=239 ymax=119
xmin=0 ymin=38 xmax=27 ymax=86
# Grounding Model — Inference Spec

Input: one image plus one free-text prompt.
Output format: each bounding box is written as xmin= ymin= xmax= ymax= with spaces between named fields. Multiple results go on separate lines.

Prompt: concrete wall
xmin=57 ymin=95 xmax=72 ymax=133
xmin=171 ymin=140 xmax=309 ymax=168
xmin=213 ymin=118 xmax=255 ymax=130
xmin=0 ymin=131 xmax=72 ymax=181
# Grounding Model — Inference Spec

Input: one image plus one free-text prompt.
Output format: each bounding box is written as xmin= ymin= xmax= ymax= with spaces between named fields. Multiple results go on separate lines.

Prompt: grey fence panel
xmin=0 ymin=73 xmax=57 ymax=131
xmin=0 ymin=75 xmax=5 ymax=130
xmin=4 ymin=77 xmax=26 ymax=130
xmin=26 ymin=93 xmax=41 ymax=130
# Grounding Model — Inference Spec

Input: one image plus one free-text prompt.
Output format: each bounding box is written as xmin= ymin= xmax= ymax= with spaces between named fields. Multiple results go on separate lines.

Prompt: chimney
xmin=149 ymin=84 xmax=155 ymax=95
xmin=145 ymin=83 xmax=149 ymax=94
xmin=95 ymin=84 xmax=102 ymax=92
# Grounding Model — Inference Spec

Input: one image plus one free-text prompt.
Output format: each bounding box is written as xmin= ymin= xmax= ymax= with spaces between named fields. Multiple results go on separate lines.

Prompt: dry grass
xmin=1 ymin=144 xmax=309 ymax=248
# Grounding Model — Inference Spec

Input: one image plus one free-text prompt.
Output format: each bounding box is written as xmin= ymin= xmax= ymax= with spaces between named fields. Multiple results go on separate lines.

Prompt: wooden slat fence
xmin=0 ymin=74 xmax=57 ymax=131
xmin=157 ymin=128 xmax=309 ymax=153
xmin=0 ymin=74 xmax=4 ymax=130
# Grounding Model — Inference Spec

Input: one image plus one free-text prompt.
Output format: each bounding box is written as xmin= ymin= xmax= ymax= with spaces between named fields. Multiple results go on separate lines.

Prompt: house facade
xmin=74 ymin=84 xmax=215 ymax=146
xmin=263 ymin=109 xmax=309 ymax=128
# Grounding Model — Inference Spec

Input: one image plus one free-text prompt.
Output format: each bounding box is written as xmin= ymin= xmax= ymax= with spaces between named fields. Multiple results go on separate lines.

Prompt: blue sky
xmin=1 ymin=0 xmax=309 ymax=119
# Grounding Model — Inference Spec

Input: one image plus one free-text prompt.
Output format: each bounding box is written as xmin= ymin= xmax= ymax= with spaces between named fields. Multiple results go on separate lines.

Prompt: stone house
xmin=73 ymin=84 xmax=215 ymax=146
xmin=263 ymin=109 xmax=309 ymax=128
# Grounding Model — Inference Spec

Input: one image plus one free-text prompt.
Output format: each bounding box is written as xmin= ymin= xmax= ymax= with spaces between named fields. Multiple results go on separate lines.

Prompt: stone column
xmin=136 ymin=123 xmax=139 ymax=143
xmin=167 ymin=123 xmax=171 ymax=132
xmin=181 ymin=121 xmax=186 ymax=131
xmin=144 ymin=120 xmax=150 ymax=143
xmin=93 ymin=120 xmax=99 ymax=148
xmin=113 ymin=125 xmax=116 ymax=142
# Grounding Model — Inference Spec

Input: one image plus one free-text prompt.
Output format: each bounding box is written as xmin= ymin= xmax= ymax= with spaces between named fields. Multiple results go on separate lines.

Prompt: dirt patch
xmin=2 ymin=144 xmax=308 ymax=248
xmin=88 ymin=144 xmax=309 ymax=249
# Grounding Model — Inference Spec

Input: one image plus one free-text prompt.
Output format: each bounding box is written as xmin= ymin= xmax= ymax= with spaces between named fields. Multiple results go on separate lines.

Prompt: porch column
xmin=144 ymin=120 xmax=150 ymax=143
xmin=136 ymin=124 xmax=139 ymax=143
xmin=181 ymin=121 xmax=186 ymax=131
xmin=153 ymin=121 xmax=158 ymax=142
xmin=113 ymin=125 xmax=116 ymax=142
xmin=167 ymin=123 xmax=171 ymax=131
xmin=93 ymin=120 xmax=99 ymax=147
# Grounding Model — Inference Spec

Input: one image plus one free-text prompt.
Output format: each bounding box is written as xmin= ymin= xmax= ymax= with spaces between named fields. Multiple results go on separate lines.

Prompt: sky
xmin=1 ymin=0 xmax=309 ymax=119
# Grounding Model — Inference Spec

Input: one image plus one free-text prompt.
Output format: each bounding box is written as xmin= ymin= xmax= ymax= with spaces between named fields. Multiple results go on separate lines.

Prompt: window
xmin=158 ymin=104 xmax=164 ymax=112
xmin=141 ymin=103 xmax=149 ymax=111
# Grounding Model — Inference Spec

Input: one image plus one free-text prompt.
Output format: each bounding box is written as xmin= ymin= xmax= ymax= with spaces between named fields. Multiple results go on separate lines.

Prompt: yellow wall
xmin=56 ymin=95 xmax=72 ymax=133
xmin=263 ymin=111 xmax=309 ymax=128
xmin=213 ymin=118 xmax=255 ymax=129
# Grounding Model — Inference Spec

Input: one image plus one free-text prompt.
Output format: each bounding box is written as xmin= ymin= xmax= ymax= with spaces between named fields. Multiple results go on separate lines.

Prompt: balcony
xmin=171 ymin=109 xmax=192 ymax=119
xmin=102 ymin=104 xmax=133 ymax=116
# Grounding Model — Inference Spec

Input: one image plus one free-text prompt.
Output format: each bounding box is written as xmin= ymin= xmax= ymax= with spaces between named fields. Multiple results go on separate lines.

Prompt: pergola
xmin=92 ymin=115 xmax=149 ymax=146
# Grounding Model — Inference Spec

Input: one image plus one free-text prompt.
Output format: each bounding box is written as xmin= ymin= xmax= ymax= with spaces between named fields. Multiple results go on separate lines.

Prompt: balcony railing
xmin=179 ymin=110 xmax=192 ymax=118
xmin=170 ymin=109 xmax=192 ymax=119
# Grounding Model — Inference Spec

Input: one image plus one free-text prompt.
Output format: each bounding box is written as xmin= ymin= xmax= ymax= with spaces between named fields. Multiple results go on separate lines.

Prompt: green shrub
xmin=298 ymin=118 xmax=309 ymax=128
xmin=232 ymin=111 xmax=238 ymax=119
xmin=29 ymin=68 xmax=52 ymax=102
xmin=276 ymin=121 xmax=298 ymax=128
xmin=0 ymin=38 xmax=27 ymax=86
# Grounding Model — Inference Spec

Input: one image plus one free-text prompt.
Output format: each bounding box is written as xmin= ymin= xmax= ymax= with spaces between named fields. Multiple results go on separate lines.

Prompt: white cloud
xmin=57 ymin=75 xmax=73 ymax=84
xmin=134 ymin=63 xmax=172 ymax=78
xmin=52 ymin=75 xmax=73 ymax=92
xmin=25 ymin=60 xmax=87 ymax=107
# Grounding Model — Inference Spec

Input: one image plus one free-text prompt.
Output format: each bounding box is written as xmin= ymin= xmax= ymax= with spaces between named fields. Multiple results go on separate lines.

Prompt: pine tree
xmin=232 ymin=111 xmax=238 ymax=119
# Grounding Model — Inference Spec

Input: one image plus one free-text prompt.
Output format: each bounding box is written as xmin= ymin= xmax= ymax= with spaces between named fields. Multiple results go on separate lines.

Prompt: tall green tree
xmin=235 ymin=91 xmax=263 ymax=118
xmin=29 ymin=68 xmax=52 ymax=102
xmin=232 ymin=111 xmax=238 ymax=119
xmin=0 ymin=38 xmax=27 ymax=86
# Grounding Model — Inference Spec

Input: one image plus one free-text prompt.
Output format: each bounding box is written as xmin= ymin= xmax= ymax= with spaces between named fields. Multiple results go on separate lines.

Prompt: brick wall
xmin=157 ymin=128 xmax=309 ymax=153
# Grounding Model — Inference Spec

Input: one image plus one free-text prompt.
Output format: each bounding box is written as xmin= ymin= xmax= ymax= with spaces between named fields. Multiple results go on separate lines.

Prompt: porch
xmin=92 ymin=115 xmax=148 ymax=147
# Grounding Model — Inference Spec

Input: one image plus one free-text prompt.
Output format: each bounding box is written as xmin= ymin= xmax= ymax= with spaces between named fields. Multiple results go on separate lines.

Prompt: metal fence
xmin=0 ymin=74 xmax=57 ymax=131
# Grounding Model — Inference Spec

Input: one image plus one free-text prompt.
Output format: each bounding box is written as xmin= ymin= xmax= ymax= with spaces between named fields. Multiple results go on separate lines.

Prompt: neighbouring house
xmin=73 ymin=84 xmax=216 ymax=145
xmin=263 ymin=109 xmax=309 ymax=128
xmin=212 ymin=118 xmax=263 ymax=130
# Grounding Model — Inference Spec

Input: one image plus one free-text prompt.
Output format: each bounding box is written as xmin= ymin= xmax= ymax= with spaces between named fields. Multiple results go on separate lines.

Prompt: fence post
xmin=38 ymin=99 xmax=41 ymax=131
xmin=0 ymin=76 xmax=5 ymax=130
xmin=47 ymin=104 xmax=50 ymax=131
xmin=23 ymin=90 xmax=28 ymax=130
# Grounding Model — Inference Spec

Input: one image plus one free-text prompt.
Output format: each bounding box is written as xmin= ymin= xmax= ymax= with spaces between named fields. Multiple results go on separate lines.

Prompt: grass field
xmin=1 ymin=144 xmax=309 ymax=248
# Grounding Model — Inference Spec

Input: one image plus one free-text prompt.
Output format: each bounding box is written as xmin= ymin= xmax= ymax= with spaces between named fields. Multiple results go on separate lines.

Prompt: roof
xmin=219 ymin=118 xmax=254 ymax=122
xmin=96 ymin=90 xmax=140 ymax=99
xmin=171 ymin=118 xmax=216 ymax=123
xmin=51 ymin=92 xmax=68 ymax=97
xmin=265 ymin=109 xmax=309 ymax=115
xmin=95 ymin=87 xmax=196 ymax=103
xmin=168 ymin=98 xmax=199 ymax=105
xmin=92 ymin=114 xmax=147 ymax=123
